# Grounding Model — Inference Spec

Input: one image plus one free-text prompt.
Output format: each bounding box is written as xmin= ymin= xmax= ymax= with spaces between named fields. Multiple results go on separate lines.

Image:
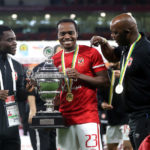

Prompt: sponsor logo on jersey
xmin=128 ymin=57 xmax=133 ymax=66
xmin=78 ymin=57 xmax=84 ymax=66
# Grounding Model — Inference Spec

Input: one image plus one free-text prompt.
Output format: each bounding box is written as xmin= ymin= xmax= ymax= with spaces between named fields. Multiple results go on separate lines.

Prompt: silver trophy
xmin=30 ymin=46 xmax=65 ymax=128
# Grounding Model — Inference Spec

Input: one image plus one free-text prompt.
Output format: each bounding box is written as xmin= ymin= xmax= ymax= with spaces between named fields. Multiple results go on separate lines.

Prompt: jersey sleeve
xmin=91 ymin=47 xmax=106 ymax=73
xmin=52 ymin=51 xmax=62 ymax=68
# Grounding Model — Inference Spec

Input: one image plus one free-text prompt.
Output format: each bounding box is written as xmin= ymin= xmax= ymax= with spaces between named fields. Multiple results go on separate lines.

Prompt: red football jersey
xmin=52 ymin=45 xmax=106 ymax=125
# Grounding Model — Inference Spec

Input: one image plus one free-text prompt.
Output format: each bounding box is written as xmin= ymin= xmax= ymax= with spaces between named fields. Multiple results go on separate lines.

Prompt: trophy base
xmin=30 ymin=111 xmax=66 ymax=128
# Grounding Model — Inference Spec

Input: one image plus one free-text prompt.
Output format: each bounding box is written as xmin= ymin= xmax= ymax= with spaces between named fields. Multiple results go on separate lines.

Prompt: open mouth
xmin=11 ymin=48 xmax=16 ymax=53
xmin=63 ymin=41 xmax=73 ymax=44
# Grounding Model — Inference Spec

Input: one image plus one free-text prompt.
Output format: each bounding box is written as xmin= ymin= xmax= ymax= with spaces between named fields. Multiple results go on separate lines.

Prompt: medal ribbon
xmin=108 ymin=70 xmax=115 ymax=105
xmin=0 ymin=55 xmax=16 ymax=91
xmin=118 ymin=34 xmax=141 ymax=85
xmin=61 ymin=45 xmax=79 ymax=92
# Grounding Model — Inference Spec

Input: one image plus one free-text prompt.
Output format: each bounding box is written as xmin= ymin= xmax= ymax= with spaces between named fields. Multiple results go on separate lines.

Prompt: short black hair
xmin=0 ymin=25 xmax=12 ymax=39
xmin=56 ymin=19 xmax=78 ymax=32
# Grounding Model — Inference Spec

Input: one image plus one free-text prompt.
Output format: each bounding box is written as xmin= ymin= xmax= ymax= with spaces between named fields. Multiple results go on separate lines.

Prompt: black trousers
xmin=29 ymin=128 xmax=56 ymax=150
xmin=128 ymin=111 xmax=150 ymax=150
xmin=0 ymin=125 xmax=20 ymax=150
xmin=0 ymin=134 xmax=20 ymax=150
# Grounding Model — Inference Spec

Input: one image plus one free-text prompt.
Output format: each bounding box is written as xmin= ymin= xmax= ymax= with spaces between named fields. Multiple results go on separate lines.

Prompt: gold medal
xmin=61 ymin=46 xmax=79 ymax=103
xmin=66 ymin=92 xmax=73 ymax=102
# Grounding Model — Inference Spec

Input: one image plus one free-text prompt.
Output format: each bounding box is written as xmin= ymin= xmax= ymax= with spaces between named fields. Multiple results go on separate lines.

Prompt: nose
xmin=64 ymin=33 xmax=70 ymax=38
xmin=13 ymin=40 xmax=17 ymax=46
xmin=111 ymin=33 xmax=115 ymax=40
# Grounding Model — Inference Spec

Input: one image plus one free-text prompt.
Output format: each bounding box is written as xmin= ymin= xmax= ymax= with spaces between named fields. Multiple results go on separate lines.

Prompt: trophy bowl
xmin=39 ymin=79 xmax=60 ymax=111
xmin=30 ymin=46 xmax=66 ymax=128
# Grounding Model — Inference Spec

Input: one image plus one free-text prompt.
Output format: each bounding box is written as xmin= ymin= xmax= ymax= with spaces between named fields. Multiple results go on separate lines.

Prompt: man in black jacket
xmin=27 ymin=62 xmax=56 ymax=150
xmin=91 ymin=13 xmax=150 ymax=150
xmin=0 ymin=25 xmax=26 ymax=150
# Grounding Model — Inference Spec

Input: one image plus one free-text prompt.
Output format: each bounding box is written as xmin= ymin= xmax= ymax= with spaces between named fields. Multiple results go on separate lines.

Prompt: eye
xmin=68 ymin=31 xmax=73 ymax=35
xmin=60 ymin=32 xmax=66 ymax=36
xmin=7 ymin=38 xmax=13 ymax=42
xmin=7 ymin=38 xmax=16 ymax=42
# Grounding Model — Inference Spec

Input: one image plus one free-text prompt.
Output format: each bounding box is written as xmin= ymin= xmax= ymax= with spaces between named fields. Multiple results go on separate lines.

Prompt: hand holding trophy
xmin=26 ymin=69 xmax=36 ymax=93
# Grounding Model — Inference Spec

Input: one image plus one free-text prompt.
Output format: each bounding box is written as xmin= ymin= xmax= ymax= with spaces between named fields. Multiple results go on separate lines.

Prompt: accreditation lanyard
xmin=61 ymin=45 xmax=79 ymax=93
xmin=0 ymin=55 xmax=20 ymax=127
xmin=0 ymin=55 xmax=16 ymax=92
xmin=115 ymin=34 xmax=141 ymax=94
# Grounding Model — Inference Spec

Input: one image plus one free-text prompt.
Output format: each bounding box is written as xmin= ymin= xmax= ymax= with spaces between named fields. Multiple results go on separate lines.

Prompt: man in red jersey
xmin=52 ymin=19 xmax=110 ymax=150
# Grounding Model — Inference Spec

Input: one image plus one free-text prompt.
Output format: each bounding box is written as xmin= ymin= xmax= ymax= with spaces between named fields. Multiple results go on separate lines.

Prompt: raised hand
xmin=26 ymin=78 xmax=37 ymax=92
xmin=90 ymin=35 xmax=108 ymax=47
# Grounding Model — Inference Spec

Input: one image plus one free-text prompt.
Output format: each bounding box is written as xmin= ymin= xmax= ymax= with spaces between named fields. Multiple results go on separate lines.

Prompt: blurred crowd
xmin=0 ymin=0 xmax=149 ymax=6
